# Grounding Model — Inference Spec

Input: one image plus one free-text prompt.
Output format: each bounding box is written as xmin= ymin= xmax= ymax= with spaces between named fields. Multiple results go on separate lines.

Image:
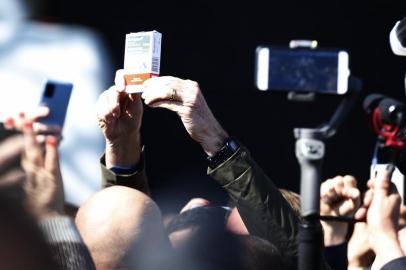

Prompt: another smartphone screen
xmin=256 ymin=47 xmax=349 ymax=94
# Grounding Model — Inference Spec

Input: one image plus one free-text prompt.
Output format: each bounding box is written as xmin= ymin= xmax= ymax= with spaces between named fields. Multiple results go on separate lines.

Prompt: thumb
xmin=23 ymin=121 xmax=43 ymax=166
xmin=355 ymin=206 xmax=367 ymax=221
xmin=115 ymin=69 xmax=126 ymax=92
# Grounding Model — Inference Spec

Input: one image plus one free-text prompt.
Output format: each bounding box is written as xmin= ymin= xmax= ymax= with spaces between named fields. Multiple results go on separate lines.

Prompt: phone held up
xmin=255 ymin=46 xmax=350 ymax=95
xmin=37 ymin=81 xmax=73 ymax=129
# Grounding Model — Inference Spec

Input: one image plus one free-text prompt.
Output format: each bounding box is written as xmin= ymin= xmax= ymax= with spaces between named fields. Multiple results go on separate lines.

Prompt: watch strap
xmin=207 ymin=137 xmax=240 ymax=169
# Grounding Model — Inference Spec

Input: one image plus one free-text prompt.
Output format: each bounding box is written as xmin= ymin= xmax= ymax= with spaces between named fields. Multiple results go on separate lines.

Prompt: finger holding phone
xmin=1 ymin=81 xmax=72 ymax=220
xmin=2 ymin=80 xmax=71 ymax=220
xmin=20 ymin=114 xmax=64 ymax=220
xmin=4 ymin=81 xmax=72 ymax=139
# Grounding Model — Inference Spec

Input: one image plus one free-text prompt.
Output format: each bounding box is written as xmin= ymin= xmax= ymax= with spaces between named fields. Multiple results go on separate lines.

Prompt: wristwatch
xmin=207 ymin=137 xmax=240 ymax=169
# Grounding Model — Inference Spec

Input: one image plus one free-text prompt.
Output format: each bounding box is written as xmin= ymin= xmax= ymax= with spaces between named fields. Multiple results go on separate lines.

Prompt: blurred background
xmin=2 ymin=0 xmax=406 ymax=213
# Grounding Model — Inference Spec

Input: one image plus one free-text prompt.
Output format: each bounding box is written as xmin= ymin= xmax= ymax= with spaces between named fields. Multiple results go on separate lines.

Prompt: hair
xmin=279 ymin=188 xmax=301 ymax=218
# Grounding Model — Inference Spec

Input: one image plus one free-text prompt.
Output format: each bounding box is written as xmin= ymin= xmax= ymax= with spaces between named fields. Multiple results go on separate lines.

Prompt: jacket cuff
xmin=381 ymin=256 xmax=406 ymax=270
xmin=207 ymin=144 xmax=252 ymax=187
xmin=100 ymin=148 xmax=149 ymax=194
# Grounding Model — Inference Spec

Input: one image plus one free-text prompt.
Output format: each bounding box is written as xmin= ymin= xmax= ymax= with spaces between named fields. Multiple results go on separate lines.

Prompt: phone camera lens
xmin=44 ymin=84 xmax=55 ymax=97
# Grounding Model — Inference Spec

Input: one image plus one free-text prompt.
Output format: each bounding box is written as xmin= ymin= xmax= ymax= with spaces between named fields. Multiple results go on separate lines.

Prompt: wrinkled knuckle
xmin=190 ymin=92 xmax=199 ymax=104
xmin=321 ymin=181 xmax=331 ymax=188
xmin=188 ymin=80 xmax=199 ymax=88
xmin=323 ymin=180 xmax=333 ymax=189
xmin=324 ymin=178 xmax=332 ymax=184
xmin=186 ymin=88 xmax=199 ymax=104
xmin=344 ymin=174 xmax=355 ymax=180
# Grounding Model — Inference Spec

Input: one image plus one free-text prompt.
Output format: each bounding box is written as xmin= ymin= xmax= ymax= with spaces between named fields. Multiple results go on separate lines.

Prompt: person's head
xmin=75 ymin=186 xmax=169 ymax=270
xmin=164 ymin=205 xmax=244 ymax=270
xmin=165 ymin=205 xmax=285 ymax=270
xmin=166 ymin=205 xmax=231 ymax=249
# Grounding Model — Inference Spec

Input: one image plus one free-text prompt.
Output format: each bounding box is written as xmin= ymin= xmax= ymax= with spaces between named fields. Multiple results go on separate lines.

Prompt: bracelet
xmin=110 ymin=163 xmax=140 ymax=175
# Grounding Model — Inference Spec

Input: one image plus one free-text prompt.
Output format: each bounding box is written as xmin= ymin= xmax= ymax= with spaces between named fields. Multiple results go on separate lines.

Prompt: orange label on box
xmin=124 ymin=73 xmax=159 ymax=93
xmin=124 ymin=73 xmax=154 ymax=85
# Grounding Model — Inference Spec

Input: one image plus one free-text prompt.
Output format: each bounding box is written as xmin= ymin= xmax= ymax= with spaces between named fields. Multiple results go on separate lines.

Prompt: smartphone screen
xmin=255 ymin=47 xmax=350 ymax=94
xmin=38 ymin=81 xmax=73 ymax=128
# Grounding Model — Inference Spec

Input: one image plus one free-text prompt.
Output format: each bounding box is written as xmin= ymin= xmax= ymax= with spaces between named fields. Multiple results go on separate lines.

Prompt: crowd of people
xmin=0 ymin=69 xmax=406 ymax=270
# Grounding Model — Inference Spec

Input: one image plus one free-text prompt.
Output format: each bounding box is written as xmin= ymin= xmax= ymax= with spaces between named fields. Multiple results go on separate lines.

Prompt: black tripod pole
xmin=293 ymin=77 xmax=362 ymax=270
xmin=295 ymin=128 xmax=325 ymax=270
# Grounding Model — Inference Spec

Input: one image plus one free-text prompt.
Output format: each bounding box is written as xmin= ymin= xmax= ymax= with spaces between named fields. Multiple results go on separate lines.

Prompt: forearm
xmin=105 ymin=133 xmax=141 ymax=168
xmin=322 ymin=221 xmax=348 ymax=246
xmin=100 ymin=148 xmax=150 ymax=194
xmin=199 ymin=115 xmax=229 ymax=157
xmin=208 ymin=144 xmax=299 ymax=258
xmin=373 ymin=235 xmax=405 ymax=270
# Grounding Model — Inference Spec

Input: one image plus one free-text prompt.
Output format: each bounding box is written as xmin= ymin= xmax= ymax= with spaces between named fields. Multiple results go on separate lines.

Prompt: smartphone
xmin=255 ymin=46 xmax=350 ymax=94
xmin=37 ymin=81 xmax=73 ymax=128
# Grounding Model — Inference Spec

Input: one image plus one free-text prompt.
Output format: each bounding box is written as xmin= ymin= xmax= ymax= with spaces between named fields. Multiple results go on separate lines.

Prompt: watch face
xmin=228 ymin=139 xmax=239 ymax=152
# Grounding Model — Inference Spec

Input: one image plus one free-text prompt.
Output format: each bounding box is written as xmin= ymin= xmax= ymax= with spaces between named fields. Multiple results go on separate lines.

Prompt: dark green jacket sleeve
xmin=208 ymin=143 xmax=332 ymax=270
xmin=100 ymin=149 xmax=150 ymax=195
xmin=208 ymin=144 xmax=299 ymax=265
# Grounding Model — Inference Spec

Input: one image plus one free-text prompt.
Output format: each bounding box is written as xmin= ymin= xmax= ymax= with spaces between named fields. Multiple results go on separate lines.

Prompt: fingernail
xmin=46 ymin=136 xmax=58 ymax=146
xmin=24 ymin=122 xmax=33 ymax=128
xmin=4 ymin=118 xmax=14 ymax=126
